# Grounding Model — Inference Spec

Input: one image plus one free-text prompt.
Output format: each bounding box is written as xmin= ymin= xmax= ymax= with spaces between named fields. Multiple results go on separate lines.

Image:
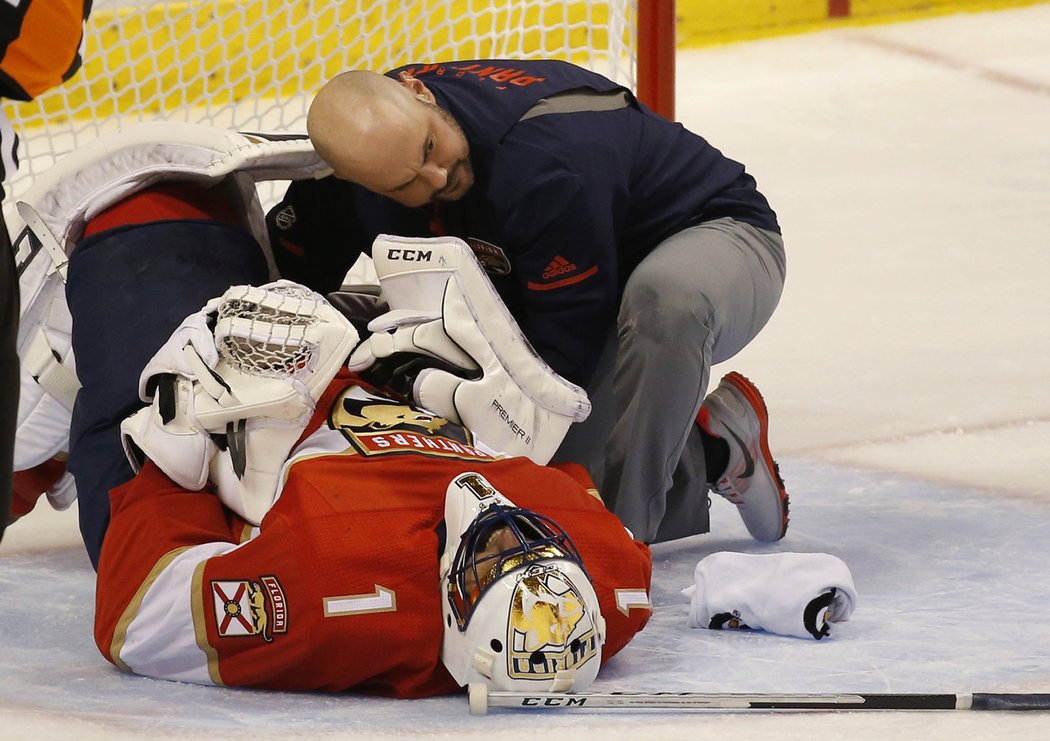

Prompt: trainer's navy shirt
xmin=267 ymin=59 xmax=780 ymax=384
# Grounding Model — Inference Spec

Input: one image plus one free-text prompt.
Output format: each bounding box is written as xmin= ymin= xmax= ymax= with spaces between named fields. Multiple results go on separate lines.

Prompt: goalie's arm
xmin=93 ymin=457 xmax=445 ymax=694
xmin=96 ymin=462 xmax=330 ymax=690
xmin=94 ymin=462 xmax=250 ymax=684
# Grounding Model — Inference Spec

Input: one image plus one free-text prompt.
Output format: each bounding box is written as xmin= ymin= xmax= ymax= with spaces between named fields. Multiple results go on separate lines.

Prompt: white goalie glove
xmin=119 ymin=299 xmax=225 ymax=492
xmin=348 ymin=234 xmax=590 ymax=464
xmin=120 ymin=281 xmax=360 ymax=523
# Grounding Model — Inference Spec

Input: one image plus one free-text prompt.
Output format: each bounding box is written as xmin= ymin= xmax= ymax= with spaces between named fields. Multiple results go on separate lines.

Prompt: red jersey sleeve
xmin=94 ymin=462 xmax=252 ymax=683
xmin=94 ymin=460 xmax=458 ymax=696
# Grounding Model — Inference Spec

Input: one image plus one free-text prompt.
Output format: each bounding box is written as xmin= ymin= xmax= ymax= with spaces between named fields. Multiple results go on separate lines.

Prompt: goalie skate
xmin=697 ymin=372 xmax=789 ymax=542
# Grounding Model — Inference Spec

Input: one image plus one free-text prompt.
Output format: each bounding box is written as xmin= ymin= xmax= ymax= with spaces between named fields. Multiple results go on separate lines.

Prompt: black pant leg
xmin=0 ymin=207 xmax=18 ymax=543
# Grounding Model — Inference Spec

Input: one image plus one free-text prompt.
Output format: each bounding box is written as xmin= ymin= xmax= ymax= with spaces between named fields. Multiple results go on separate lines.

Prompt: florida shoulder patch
xmin=211 ymin=575 xmax=288 ymax=642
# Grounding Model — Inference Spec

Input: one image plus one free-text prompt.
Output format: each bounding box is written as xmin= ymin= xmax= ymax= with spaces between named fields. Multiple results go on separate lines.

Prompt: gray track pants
xmin=554 ymin=217 xmax=786 ymax=543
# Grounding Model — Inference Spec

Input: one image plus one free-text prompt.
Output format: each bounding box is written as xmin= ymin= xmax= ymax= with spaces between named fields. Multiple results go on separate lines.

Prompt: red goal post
xmin=3 ymin=0 xmax=676 ymax=205
xmin=638 ymin=0 xmax=676 ymax=121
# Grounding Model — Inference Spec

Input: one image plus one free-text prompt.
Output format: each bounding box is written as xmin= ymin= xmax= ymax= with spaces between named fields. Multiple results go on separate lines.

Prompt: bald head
xmin=308 ymin=71 xmax=420 ymax=175
xmin=307 ymin=70 xmax=475 ymax=207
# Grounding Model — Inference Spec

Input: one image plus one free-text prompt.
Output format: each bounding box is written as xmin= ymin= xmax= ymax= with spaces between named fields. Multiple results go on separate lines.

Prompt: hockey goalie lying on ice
xmin=98 ymin=280 xmax=652 ymax=694
xmin=9 ymin=122 xmax=855 ymax=695
xmin=7 ymin=122 xmax=650 ymax=694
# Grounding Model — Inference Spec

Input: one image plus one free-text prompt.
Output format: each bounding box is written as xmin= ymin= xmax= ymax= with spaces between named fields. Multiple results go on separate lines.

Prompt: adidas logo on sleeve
xmin=527 ymin=255 xmax=599 ymax=291
xmin=543 ymin=255 xmax=577 ymax=278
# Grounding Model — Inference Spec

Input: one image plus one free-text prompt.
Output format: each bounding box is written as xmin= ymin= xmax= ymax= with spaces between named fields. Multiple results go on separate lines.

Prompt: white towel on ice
xmin=682 ymin=552 xmax=858 ymax=640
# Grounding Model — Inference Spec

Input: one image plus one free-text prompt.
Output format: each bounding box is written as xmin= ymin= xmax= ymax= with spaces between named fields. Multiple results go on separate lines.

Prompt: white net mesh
xmin=3 ymin=0 xmax=641 ymax=207
xmin=215 ymin=284 xmax=323 ymax=381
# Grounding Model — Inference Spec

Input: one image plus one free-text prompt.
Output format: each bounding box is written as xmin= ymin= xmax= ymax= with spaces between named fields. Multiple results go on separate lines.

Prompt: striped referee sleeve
xmin=0 ymin=0 xmax=88 ymax=101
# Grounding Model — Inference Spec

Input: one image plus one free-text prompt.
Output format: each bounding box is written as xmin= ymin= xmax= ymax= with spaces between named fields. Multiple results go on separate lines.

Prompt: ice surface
xmin=3 ymin=4 xmax=1050 ymax=739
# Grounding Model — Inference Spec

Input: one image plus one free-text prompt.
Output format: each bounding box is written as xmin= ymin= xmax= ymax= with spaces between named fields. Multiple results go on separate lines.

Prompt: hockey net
xmin=3 ymin=0 xmax=673 ymax=207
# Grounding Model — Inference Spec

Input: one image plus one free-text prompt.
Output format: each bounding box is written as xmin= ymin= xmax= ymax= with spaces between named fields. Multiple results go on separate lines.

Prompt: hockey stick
xmin=467 ymin=684 xmax=1050 ymax=715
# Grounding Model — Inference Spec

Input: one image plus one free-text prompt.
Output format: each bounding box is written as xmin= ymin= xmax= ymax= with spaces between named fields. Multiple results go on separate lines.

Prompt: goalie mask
xmin=440 ymin=472 xmax=606 ymax=693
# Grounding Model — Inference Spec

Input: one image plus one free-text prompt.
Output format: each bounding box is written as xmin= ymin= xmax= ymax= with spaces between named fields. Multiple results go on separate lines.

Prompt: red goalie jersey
xmin=94 ymin=370 xmax=652 ymax=697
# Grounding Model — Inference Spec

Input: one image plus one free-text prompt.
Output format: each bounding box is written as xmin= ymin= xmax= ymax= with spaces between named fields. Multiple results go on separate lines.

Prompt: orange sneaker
xmin=697 ymin=372 xmax=789 ymax=542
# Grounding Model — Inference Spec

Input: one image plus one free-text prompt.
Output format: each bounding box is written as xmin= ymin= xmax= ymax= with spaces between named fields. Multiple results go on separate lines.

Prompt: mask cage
xmin=446 ymin=504 xmax=587 ymax=630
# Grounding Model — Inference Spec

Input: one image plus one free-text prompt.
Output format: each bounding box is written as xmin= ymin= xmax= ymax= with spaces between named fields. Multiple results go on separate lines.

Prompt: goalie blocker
xmin=349 ymin=234 xmax=591 ymax=465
